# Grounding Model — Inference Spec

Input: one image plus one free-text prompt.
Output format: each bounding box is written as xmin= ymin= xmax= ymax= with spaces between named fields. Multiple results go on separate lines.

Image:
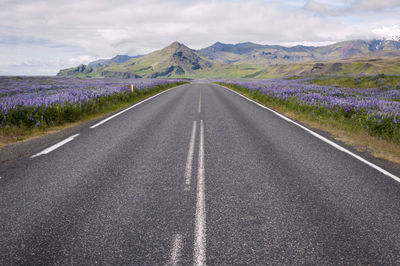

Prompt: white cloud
xmin=304 ymin=0 xmax=342 ymax=15
xmin=372 ymin=25 xmax=400 ymax=40
xmin=67 ymin=55 xmax=97 ymax=66
xmin=304 ymin=0 xmax=400 ymax=14
xmin=0 ymin=0 xmax=399 ymax=74
xmin=351 ymin=0 xmax=400 ymax=11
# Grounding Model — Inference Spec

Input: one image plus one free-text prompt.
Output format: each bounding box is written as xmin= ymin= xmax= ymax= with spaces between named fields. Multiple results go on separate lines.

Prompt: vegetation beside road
xmin=307 ymin=74 xmax=400 ymax=89
xmin=217 ymin=81 xmax=400 ymax=164
xmin=0 ymin=81 xmax=187 ymax=147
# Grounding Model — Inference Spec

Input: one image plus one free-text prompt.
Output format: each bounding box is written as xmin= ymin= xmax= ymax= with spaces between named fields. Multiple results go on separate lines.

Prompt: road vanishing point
xmin=1 ymin=83 xmax=400 ymax=265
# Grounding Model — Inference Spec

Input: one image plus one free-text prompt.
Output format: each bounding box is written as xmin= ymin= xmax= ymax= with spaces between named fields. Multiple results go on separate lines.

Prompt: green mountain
xmin=57 ymin=40 xmax=400 ymax=78
xmin=237 ymin=55 xmax=400 ymax=78
xmin=197 ymin=41 xmax=317 ymax=64
xmin=58 ymin=42 xmax=216 ymax=78
xmin=57 ymin=64 xmax=94 ymax=77
xmin=88 ymin=55 xmax=143 ymax=69
xmin=198 ymin=40 xmax=400 ymax=65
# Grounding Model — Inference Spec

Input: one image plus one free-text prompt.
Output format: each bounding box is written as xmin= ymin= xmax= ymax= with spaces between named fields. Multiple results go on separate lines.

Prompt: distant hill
xmin=236 ymin=56 xmax=400 ymax=79
xmin=57 ymin=39 xmax=400 ymax=78
xmin=88 ymin=55 xmax=143 ymax=69
xmin=197 ymin=40 xmax=400 ymax=65
xmin=198 ymin=42 xmax=273 ymax=58
xmin=109 ymin=41 xmax=215 ymax=78
xmin=57 ymin=64 xmax=94 ymax=78
xmin=58 ymin=42 xmax=216 ymax=78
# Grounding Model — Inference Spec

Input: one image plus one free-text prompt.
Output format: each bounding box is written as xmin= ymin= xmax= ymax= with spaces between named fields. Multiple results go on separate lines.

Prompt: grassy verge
xmin=216 ymin=82 xmax=400 ymax=164
xmin=308 ymin=74 xmax=400 ymax=89
xmin=0 ymin=82 xmax=188 ymax=148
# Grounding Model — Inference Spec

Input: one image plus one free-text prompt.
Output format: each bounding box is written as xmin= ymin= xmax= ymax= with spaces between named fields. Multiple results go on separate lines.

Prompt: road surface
xmin=1 ymin=83 xmax=400 ymax=265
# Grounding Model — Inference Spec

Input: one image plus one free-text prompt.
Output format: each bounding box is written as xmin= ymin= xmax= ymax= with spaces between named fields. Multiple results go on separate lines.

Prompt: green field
xmin=307 ymin=74 xmax=400 ymax=89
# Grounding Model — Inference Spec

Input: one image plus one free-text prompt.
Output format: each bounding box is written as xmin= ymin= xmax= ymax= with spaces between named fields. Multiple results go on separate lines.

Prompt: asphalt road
xmin=1 ymin=83 xmax=400 ymax=265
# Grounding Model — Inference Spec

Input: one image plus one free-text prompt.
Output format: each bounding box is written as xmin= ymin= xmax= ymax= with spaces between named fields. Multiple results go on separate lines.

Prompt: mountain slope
xmin=198 ymin=40 xmax=400 ymax=65
xmin=114 ymin=41 xmax=215 ymax=78
xmin=57 ymin=64 xmax=94 ymax=78
xmin=88 ymin=55 xmax=143 ymax=69
xmin=57 ymin=39 xmax=400 ymax=78
xmin=60 ymin=42 xmax=216 ymax=78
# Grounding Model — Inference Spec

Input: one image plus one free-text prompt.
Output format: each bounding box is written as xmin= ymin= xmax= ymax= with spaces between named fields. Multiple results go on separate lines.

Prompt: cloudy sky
xmin=0 ymin=0 xmax=399 ymax=75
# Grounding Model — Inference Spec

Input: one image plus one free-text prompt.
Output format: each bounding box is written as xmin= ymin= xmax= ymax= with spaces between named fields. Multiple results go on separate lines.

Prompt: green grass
xmin=309 ymin=74 xmax=400 ymax=89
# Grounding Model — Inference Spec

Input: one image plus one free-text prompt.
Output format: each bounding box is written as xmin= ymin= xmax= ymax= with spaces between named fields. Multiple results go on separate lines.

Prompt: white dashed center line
xmin=169 ymin=234 xmax=183 ymax=266
xmin=194 ymin=120 xmax=206 ymax=266
xmin=31 ymin=134 xmax=80 ymax=158
xmin=184 ymin=121 xmax=197 ymax=191
xmin=198 ymin=90 xmax=202 ymax=113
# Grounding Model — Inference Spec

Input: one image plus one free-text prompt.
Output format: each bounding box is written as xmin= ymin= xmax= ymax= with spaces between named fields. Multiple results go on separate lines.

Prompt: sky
xmin=0 ymin=0 xmax=399 ymax=75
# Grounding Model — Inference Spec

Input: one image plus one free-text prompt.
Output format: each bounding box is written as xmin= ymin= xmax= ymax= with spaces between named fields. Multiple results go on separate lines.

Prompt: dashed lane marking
xmin=184 ymin=121 xmax=197 ymax=191
xmin=194 ymin=120 xmax=206 ymax=265
xmin=31 ymin=134 xmax=80 ymax=159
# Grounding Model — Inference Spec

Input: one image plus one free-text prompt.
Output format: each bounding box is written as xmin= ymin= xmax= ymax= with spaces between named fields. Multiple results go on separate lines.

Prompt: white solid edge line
xmin=194 ymin=120 xmax=206 ymax=266
xmin=90 ymin=84 xmax=186 ymax=129
xmin=170 ymin=234 xmax=183 ymax=266
xmin=217 ymin=84 xmax=400 ymax=183
xmin=198 ymin=90 xmax=202 ymax=113
xmin=31 ymin=134 xmax=80 ymax=158
xmin=184 ymin=121 xmax=197 ymax=191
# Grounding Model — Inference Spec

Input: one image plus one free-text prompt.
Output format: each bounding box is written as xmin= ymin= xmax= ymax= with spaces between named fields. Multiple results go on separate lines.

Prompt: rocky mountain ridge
xmin=57 ymin=39 xmax=400 ymax=78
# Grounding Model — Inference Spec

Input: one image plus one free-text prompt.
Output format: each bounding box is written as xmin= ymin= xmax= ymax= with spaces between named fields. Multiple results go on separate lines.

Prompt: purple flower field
xmin=217 ymin=78 xmax=400 ymax=141
xmin=0 ymin=77 xmax=183 ymax=111
xmin=0 ymin=77 xmax=186 ymax=128
xmin=2 ymin=76 xmax=399 ymax=141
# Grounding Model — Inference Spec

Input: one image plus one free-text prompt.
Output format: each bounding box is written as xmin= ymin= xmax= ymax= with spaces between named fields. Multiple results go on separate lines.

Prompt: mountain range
xmin=57 ymin=40 xmax=400 ymax=78
xmin=88 ymin=55 xmax=143 ymax=69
